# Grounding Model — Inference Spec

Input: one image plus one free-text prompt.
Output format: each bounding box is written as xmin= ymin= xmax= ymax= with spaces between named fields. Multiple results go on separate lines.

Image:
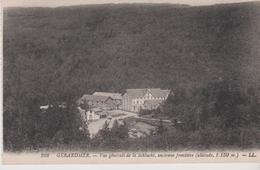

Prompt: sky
xmin=2 ymin=0 xmax=258 ymax=7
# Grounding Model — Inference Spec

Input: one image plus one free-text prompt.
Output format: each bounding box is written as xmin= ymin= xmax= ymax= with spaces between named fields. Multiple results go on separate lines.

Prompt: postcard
xmin=1 ymin=0 xmax=260 ymax=164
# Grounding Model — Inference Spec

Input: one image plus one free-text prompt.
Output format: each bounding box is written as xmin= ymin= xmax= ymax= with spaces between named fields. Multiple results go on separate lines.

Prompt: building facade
xmin=122 ymin=88 xmax=171 ymax=112
xmin=78 ymin=106 xmax=102 ymax=122
xmin=78 ymin=94 xmax=114 ymax=110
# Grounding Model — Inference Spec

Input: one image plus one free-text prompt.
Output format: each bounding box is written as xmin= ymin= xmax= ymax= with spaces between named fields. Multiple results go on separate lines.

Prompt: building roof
xmin=93 ymin=92 xmax=122 ymax=100
xmin=80 ymin=94 xmax=111 ymax=102
xmin=125 ymin=88 xmax=170 ymax=98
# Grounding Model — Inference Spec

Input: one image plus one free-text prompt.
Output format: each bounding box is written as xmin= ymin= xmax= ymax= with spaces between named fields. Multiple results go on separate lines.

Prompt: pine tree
xmin=157 ymin=119 xmax=167 ymax=135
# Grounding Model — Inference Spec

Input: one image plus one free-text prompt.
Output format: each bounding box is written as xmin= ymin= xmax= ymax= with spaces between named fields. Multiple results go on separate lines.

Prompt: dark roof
xmin=125 ymin=88 xmax=170 ymax=98
xmin=80 ymin=94 xmax=111 ymax=102
xmin=92 ymin=92 xmax=122 ymax=100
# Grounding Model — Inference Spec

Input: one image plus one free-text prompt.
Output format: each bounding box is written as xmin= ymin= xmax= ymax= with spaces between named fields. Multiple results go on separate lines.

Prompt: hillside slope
xmin=3 ymin=2 xmax=260 ymax=103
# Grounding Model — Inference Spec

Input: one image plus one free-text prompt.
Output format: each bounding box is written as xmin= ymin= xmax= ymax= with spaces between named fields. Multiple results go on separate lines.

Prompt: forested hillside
xmin=3 ymin=2 xmax=260 ymax=151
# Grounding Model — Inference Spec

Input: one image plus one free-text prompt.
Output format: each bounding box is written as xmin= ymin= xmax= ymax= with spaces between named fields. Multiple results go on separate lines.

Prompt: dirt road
xmin=87 ymin=110 xmax=138 ymax=137
xmin=87 ymin=110 xmax=171 ymax=137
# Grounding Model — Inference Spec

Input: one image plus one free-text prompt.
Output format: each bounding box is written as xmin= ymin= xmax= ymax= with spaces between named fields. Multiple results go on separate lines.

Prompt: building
xmin=93 ymin=92 xmax=122 ymax=100
xmin=122 ymin=88 xmax=171 ymax=112
xmin=93 ymin=92 xmax=122 ymax=109
xmin=143 ymin=100 xmax=163 ymax=110
xmin=40 ymin=101 xmax=67 ymax=112
xmin=85 ymin=110 xmax=101 ymax=121
xmin=77 ymin=94 xmax=114 ymax=110
xmin=78 ymin=106 xmax=103 ymax=122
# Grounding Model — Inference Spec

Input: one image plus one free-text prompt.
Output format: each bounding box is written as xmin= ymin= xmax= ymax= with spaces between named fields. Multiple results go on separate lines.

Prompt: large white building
xmin=122 ymin=88 xmax=171 ymax=112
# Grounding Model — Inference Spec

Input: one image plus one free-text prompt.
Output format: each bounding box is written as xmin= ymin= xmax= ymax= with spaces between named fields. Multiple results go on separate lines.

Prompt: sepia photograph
xmin=1 ymin=0 xmax=260 ymax=164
